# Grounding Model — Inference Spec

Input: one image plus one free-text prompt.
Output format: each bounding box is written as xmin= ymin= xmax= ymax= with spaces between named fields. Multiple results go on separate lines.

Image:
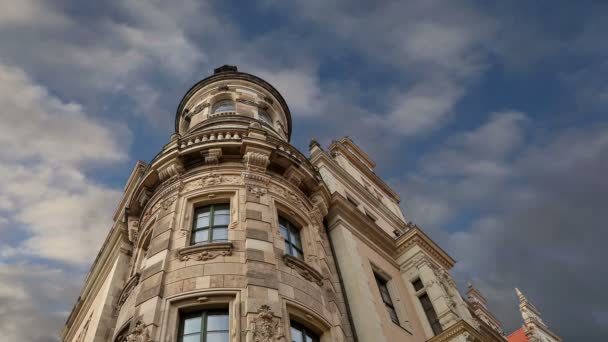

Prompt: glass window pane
xmin=213 ymin=100 xmax=234 ymax=113
xmin=194 ymin=229 xmax=209 ymax=243
xmin=305 ymin=335 xmax=315 ymax=342
xmin=183 ymin=317 xmax=201 ymax=334
xmin=291 ymin=248 xmax=302 ymax=259
xmin=196 ymin=215 xmax=209 ymax=228
xmin=206 ymin=332 xmax=229 ymax=342
xmin=213 ymin=204 xmax=230 ymax=215
xmin=213 ymin=214 xmax=230 ymax=226
xmin=212 ymin=227 xmax=228 ymax=241
xmin=284 ymin=241 xmax=291 ymax=254
xmin=290 ymin=229 xmax=301 ymax=247
xmin=280 ymin=225 xmax=288 ymax=239
xmin=207 ymin=314 xmax=229 ymax=331
xmin=182 ymin=334 xmax=201 ymax=342
xmin=291 ymin=327 xmax=303 ymax=342
xmin=258 ymin=110 xmax=272 ymax=124
xmin=387 ymin=305 xmax=399 ymax=322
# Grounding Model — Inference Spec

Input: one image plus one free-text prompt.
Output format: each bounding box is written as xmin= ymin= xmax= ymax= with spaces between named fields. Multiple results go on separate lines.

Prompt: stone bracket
xmin=177 ymin=241 xmax=233 ymax=261
xmin=283 ymin=254 xmax=324 ymax=286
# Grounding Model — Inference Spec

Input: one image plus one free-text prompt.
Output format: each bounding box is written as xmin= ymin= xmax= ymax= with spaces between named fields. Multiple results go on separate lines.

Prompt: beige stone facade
xmin=62 ymin=65 xmax=506 ymax=342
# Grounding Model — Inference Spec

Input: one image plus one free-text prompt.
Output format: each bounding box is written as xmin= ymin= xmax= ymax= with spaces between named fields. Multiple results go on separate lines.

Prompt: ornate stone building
xmin=61 ymin=65 xmax=514 ymax=342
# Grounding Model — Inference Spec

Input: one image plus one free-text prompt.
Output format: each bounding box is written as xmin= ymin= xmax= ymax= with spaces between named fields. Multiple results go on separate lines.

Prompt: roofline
xmin=175 ymin=69 xmax=293 ymax=141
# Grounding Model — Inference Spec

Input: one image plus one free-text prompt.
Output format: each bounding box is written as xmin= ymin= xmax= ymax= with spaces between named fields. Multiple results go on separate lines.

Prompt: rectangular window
xmin=412 ymin=278 xmax=424 ymax=292
xmin=418 ymin=293 xmax=442 ymax=335
xmin=179 ymin=310 xmax=229 ymax=342
xmin=290 ymin=321 xmax=319 ymax=342
xmin=192 ymin=204 xmax=230 ymax=245
xmin=279 ymin=216 xmax=303 ymax=259
xmin=374 ymin=274 xmax=400 ymax=324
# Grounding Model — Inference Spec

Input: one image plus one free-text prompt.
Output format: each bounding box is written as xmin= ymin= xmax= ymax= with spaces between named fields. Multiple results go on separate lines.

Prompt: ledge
xmin=177 ymin=241 xmax=233 ymax=261
xmin=427 ymin=319 xmax=485 ymax=342
xmin=283 ymin=254 xmax=324 ymax=286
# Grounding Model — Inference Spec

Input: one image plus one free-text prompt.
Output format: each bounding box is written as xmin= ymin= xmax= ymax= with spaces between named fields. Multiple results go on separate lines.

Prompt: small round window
xmin=258 ymin=110 xmax=272 ymax=125
xmin=212 ymin=100 xmax=235 ymax=114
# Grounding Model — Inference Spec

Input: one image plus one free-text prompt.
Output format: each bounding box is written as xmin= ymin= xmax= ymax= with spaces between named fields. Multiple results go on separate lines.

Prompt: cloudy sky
xmin=0 ymin=0 xmax=606 ymax=341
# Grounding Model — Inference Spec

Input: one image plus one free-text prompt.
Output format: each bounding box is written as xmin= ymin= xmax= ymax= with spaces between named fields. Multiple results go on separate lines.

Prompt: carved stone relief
xmin=250 ymin=305 xmax=283 ymax=342
xmin=243 ymin=151 xmax=270 ymax=172
xmin=126 ymin=320 xmax=151 ymax=342
xmin=177 ymin=242 xmax=233 ymax=261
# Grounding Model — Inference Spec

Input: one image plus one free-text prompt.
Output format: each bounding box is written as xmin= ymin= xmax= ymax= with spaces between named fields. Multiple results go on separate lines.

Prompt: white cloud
xmin=252 ymin=68 xmax=323 ymax=116
xmin=0 ymin=63 xmax=126 ymax=264
xmin=0 ymin=263 xmax=81 ymax=342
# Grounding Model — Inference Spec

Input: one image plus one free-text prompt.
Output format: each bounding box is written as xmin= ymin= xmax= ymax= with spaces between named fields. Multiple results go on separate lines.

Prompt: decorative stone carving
xmin=128 ymin=219 xmax=140 ymax=244
xmin=200 ymin=172 xmax=223 ymax=186
xmin=157 ymin=159 xmax=184 ymax=181
xmin=137 ymin=188 xmax=152 ymax=208
xmin=117 ymin=273 xmax=140 ymax=307
xmin=177 ymin=242 xmax=233 ymax=261
xmin=160 ymin=195 xmax=177 ymax=210
xmin=126 ymin=320 xmax=151 ymax=342
xmin=250 ymin=305 xmax=282 ymax=342
xmin=283 ymin=254 xmax=324 ymax=286
xmin=202 ymin=148 xmax=222 ymax=165
xmin=243 ymin=151 xmax=270 ymax=172
xmin=247 ymin=185 xmax=267 ymax=198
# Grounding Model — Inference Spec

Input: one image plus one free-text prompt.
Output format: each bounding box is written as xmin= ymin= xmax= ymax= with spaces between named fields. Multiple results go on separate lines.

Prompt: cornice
xmin=326 ymin=193 xmax=400 ymax=268
xmin=328 ymin=139 xmax=400 ymax=202
xmin=427 ymin=320 xmax=484 ymax=342
xmin=61 ymin=227 xmax=128 ymax=340
xmin=310 ymin=150 xmax=407 ymax=230
xmin=395 ymin=226 xmax=456 ymax=270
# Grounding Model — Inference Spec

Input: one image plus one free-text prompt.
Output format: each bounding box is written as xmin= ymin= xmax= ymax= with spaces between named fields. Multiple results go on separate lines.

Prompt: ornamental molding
xmin=125 ymin=320 xmax=152 ymax=342
xmin=157 ymin=159 xmax=184 ymax=181
xmin=243 ymin=151 xmax=270 ymax=172
xmin=283 ymin=254 xmax=324 ymax=286
xmin=427 ymin=319 xmax=483 ymax=342
xmin=117 ymin=273 xmax=140 ymax=308
xmin=177 ymin=241 xmax=233 ymax=261
xmin=268 ymin=183 xmax=309 ymax=211
xmin=395 ymin=227 xmax=455 ymax=270
xmin=242 ymin=171 xmax=271 ymax=187
xmin=247 ymin=185 xmax=267 ymax=198
xmin=180 ymin=173 xmax=243 ymax=193
xmin=127 ymin=219 xmax=140 ymax=244
xmin=250 ymin=305 xmax=283 ymax=342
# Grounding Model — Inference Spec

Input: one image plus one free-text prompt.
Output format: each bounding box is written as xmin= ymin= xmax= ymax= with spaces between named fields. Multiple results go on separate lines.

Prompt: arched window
xmin=212 ymin=100 xmax=235 ymax=114
xmin=279 ymin=217 xmax=303 ymax=259
xmin=258 ymin=110 xmax=272 ymax=125
xmin=290 ymin=321 xmax=319 ymax=342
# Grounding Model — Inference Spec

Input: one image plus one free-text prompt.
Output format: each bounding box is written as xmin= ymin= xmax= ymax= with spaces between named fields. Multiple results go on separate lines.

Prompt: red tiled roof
xmin=508 ymin=328 xmax=528 ymax=342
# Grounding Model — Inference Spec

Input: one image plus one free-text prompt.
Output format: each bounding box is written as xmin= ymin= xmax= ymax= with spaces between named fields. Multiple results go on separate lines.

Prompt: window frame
xmin=374 ymin=273 xmax=400 ymax=325
xmin=279 ymin=216 xmax=304 ymax=260
xmin=178 ymin=309 xmax=229 ymax=342
xmin=418 ymin=292 xmax=443 ymax=336
xmin=289 ymin=320 xmax=320 ymax=342
xmin=191 ymin=204 xmax=230 ymax=245
xmin=211 ymin=99 xmax=235 ymax=114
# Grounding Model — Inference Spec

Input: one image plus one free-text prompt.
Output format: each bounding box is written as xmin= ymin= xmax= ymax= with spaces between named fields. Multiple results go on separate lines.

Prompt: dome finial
xmin=214 ymin=65 xmax=238 ymax=74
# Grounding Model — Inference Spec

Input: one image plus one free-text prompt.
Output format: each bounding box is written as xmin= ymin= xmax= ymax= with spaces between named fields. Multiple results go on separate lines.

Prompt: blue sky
xmin=0 ymin=1 xmax=607 ymax=341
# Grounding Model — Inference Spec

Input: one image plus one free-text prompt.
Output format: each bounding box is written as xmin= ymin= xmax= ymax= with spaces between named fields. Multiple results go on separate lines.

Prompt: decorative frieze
xmin=177 ymin=241 xmax=233 ymax=261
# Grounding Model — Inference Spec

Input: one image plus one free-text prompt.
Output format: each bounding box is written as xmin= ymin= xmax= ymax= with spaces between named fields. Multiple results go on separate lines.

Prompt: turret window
xmin=279 ymin=217 xmax=303 ymax=259
xmin=212 ymin=100 xmax=235 ymax=114
xmin=192 ymin=204 xmax=230 ymax=245
xmin=179 ymin=310 xmax=229 ymax=342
